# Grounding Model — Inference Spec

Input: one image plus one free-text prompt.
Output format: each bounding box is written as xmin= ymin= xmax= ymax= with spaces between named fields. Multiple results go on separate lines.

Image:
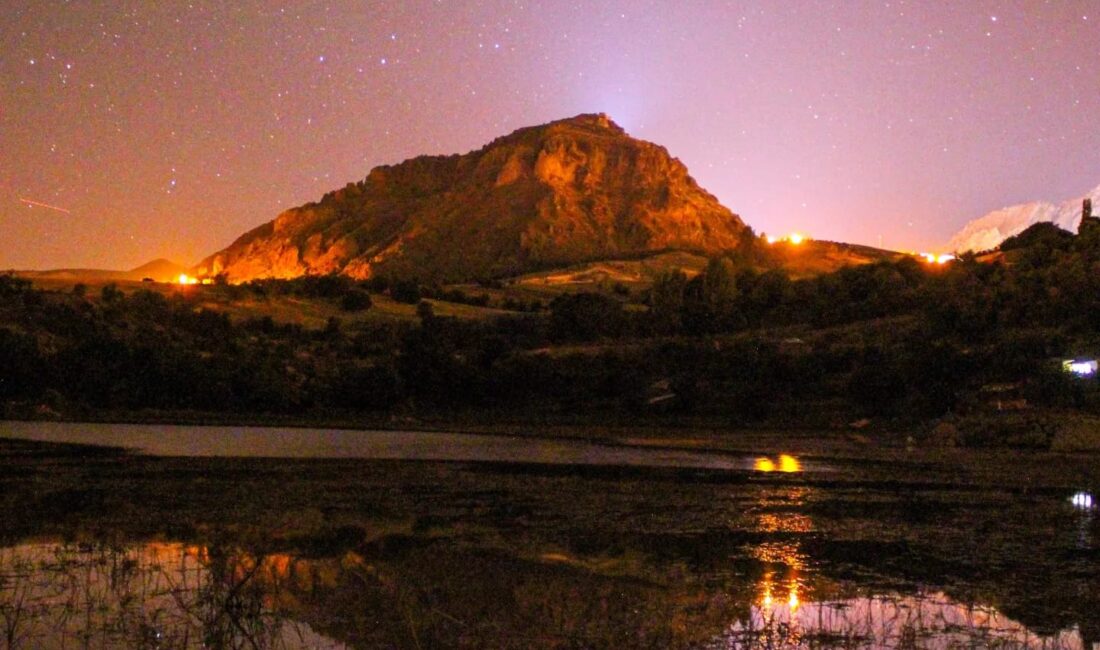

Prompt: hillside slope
xmin=16 ymin=258 xmax=186 ymax=284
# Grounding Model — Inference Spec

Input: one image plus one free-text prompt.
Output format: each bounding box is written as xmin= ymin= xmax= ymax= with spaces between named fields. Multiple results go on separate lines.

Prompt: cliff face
xmin=195 ymin=114 xmax=750 ymax=282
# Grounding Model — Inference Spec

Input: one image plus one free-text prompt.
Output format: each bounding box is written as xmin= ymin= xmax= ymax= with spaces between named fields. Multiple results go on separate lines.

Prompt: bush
xmin=549 ymin=293 xmax=625 ymax=342
xmin=339 ymin=289 xmax=373 ymax=312
xmin=955 ymin=412 xmax=1058 ymax=449
xmin=100 ymin=283 xmax=123 ymax=303
xmin=390 ymin=280 xmax=422 ymax=304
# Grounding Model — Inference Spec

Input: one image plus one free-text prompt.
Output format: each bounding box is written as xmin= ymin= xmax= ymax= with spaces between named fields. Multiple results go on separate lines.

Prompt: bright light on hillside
xmin=764 ymin=233 xmax=809 ymax=245
xmin=919 ymin=253 xmax=955 ymax=265
xmin=177 ymin=274 xmax=199 ymax=285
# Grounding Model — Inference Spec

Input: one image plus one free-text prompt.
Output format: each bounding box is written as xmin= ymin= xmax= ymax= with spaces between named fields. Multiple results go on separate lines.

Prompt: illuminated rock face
xmin=195 ymin=114 xmax=749 ymax=283
xmin=947 ymin=184 xmax=1100 ymax=253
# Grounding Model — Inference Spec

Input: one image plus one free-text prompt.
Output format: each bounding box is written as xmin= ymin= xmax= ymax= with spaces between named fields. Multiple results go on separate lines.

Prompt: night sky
xmin=3 ymin=1 xmax=1099 ymax=270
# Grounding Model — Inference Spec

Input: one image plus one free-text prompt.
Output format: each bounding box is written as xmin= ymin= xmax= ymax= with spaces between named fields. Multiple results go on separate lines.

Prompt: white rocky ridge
xmin=947 ymin=184 xmax=1100 ymax=253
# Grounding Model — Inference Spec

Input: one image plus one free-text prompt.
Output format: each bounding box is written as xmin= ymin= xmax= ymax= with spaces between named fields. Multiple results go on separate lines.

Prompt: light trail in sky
xmin=19 ymin=198 xmax=72 ymax=214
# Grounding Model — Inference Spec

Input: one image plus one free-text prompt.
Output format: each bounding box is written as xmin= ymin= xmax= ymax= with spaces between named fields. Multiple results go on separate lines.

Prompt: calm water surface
xmin=0 ymin=420 xmax=1096 ymax=649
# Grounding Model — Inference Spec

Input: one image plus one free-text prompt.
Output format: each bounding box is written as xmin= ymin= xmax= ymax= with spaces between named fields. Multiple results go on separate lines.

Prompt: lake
xmin=0 ymin=420 xmax=1097 ymax=649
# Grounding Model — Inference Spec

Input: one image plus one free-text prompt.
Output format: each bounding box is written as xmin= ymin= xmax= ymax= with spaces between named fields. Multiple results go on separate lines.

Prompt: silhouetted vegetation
xmin=3 ymin=222 xmax=1100 ymax=443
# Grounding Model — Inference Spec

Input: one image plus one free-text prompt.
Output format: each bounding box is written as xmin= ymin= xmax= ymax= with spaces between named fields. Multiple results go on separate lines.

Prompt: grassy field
xmin=22 ymin=276 xmax=523 ymax=327
xmin=17 ymin=241 xmax=905 ymax=329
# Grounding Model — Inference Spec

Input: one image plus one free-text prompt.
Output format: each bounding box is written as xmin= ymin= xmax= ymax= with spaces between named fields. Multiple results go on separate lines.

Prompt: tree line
xmin=1 ymin=220 xmax=1098 ymax=428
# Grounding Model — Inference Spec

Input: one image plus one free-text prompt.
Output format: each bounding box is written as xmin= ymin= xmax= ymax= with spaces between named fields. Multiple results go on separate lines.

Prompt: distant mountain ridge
xmin=947 ymin=184 xmax=1100 ymax=253
xmin=194 ymin=113 xmax=752 ymax=283
xmin=16 ymin=258 xmax=186 ymax=283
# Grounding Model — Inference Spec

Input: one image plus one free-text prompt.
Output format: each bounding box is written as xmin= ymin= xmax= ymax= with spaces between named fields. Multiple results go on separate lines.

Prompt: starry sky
xmin=3 ymin=1 xmax=1099 ymax=270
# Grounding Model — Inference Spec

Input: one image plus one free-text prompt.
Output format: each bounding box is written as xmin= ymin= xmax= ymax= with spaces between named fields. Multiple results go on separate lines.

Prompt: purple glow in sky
xmin=2 ymin=1 xmax=1098 ymax=269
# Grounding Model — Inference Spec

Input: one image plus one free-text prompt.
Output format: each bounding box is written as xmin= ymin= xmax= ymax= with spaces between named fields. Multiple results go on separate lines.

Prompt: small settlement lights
xmin=1063 ymin=359 xmax=1099 ymax=377
xmin=1071 ymin=492 xmax=1095 ymax=510
xmin=176 ymin=274 xmax=213 ymax=285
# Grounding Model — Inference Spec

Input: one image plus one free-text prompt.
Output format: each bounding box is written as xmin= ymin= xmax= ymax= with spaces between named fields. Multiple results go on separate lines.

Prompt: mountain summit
xmin=947 ymin=184 xmax=1100 ymax=253
xmin=196 ymin=114 xmax=750 ymax=283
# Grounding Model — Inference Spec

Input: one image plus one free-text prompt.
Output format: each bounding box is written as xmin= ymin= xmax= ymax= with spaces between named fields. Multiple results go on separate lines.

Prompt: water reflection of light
xmin=751 ymin=542 xmax=805 ymax=569
xmin=0 ymin=542 xmax=347 ymax=649
xmin=756 ymin=512 xmax=814 ymax=534
xmin=720 ymin=591 xmax=1091 ymax=650
xmin=787 ymin=584 xmax=800 ymax=611
xmin=756 ymin=570 xmax=802 ymax=616
xmin=753 ymin=454 xmax=802 ymax=473
xmin=1071 ymin=491 xmax=1094 ymax=510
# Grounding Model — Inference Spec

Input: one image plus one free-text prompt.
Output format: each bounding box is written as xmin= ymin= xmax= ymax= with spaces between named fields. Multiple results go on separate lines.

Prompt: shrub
xmin=390 ymin=280 xmax=422 ymax=304
xmin=955 ymin=412 xmax=1058 ymax=449
xmin=340 ymin=289 xmax=373 ymax=312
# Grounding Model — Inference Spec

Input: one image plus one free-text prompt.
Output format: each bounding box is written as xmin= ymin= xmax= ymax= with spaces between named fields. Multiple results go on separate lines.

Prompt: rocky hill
xmin=195 ymin=114 xmax=751 ymax=283
xmin=947 ymin=184 xmax=1100 ymax=253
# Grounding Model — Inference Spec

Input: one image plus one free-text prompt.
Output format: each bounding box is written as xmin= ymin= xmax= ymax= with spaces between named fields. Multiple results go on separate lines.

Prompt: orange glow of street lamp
xmin=754 ymin=457 xmax=776 ymax=472
xmin=754 ymin=454 xmax=802 ymax=473
xmin=919 ymin=252 xmax=955 ymax=265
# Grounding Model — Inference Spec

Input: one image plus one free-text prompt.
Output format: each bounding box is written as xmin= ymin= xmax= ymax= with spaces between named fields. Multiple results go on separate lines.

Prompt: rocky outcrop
xmin=195 ymin=114 xmax=750 ymax=283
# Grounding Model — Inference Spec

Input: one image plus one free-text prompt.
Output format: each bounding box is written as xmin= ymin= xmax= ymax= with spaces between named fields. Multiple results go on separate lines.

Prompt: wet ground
xmin=0 ymin=422 xmax=1097 ymax=648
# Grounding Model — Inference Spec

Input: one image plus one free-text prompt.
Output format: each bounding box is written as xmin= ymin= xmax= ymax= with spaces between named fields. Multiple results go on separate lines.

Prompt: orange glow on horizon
xmin=177 ymin=273 xmax=199 ymax=285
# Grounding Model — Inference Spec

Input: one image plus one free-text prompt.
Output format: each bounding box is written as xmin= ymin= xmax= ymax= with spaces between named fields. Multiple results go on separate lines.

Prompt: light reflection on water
xmin=0 ymin=536 xmax=1094 ymax=650
xmin=714 ymin=590 xmax=1092 ymax=650
xmin=721 ymin=489 xmax=1095 ymax=650
xmin=0 ymin=543 xmax=346 ymax=650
